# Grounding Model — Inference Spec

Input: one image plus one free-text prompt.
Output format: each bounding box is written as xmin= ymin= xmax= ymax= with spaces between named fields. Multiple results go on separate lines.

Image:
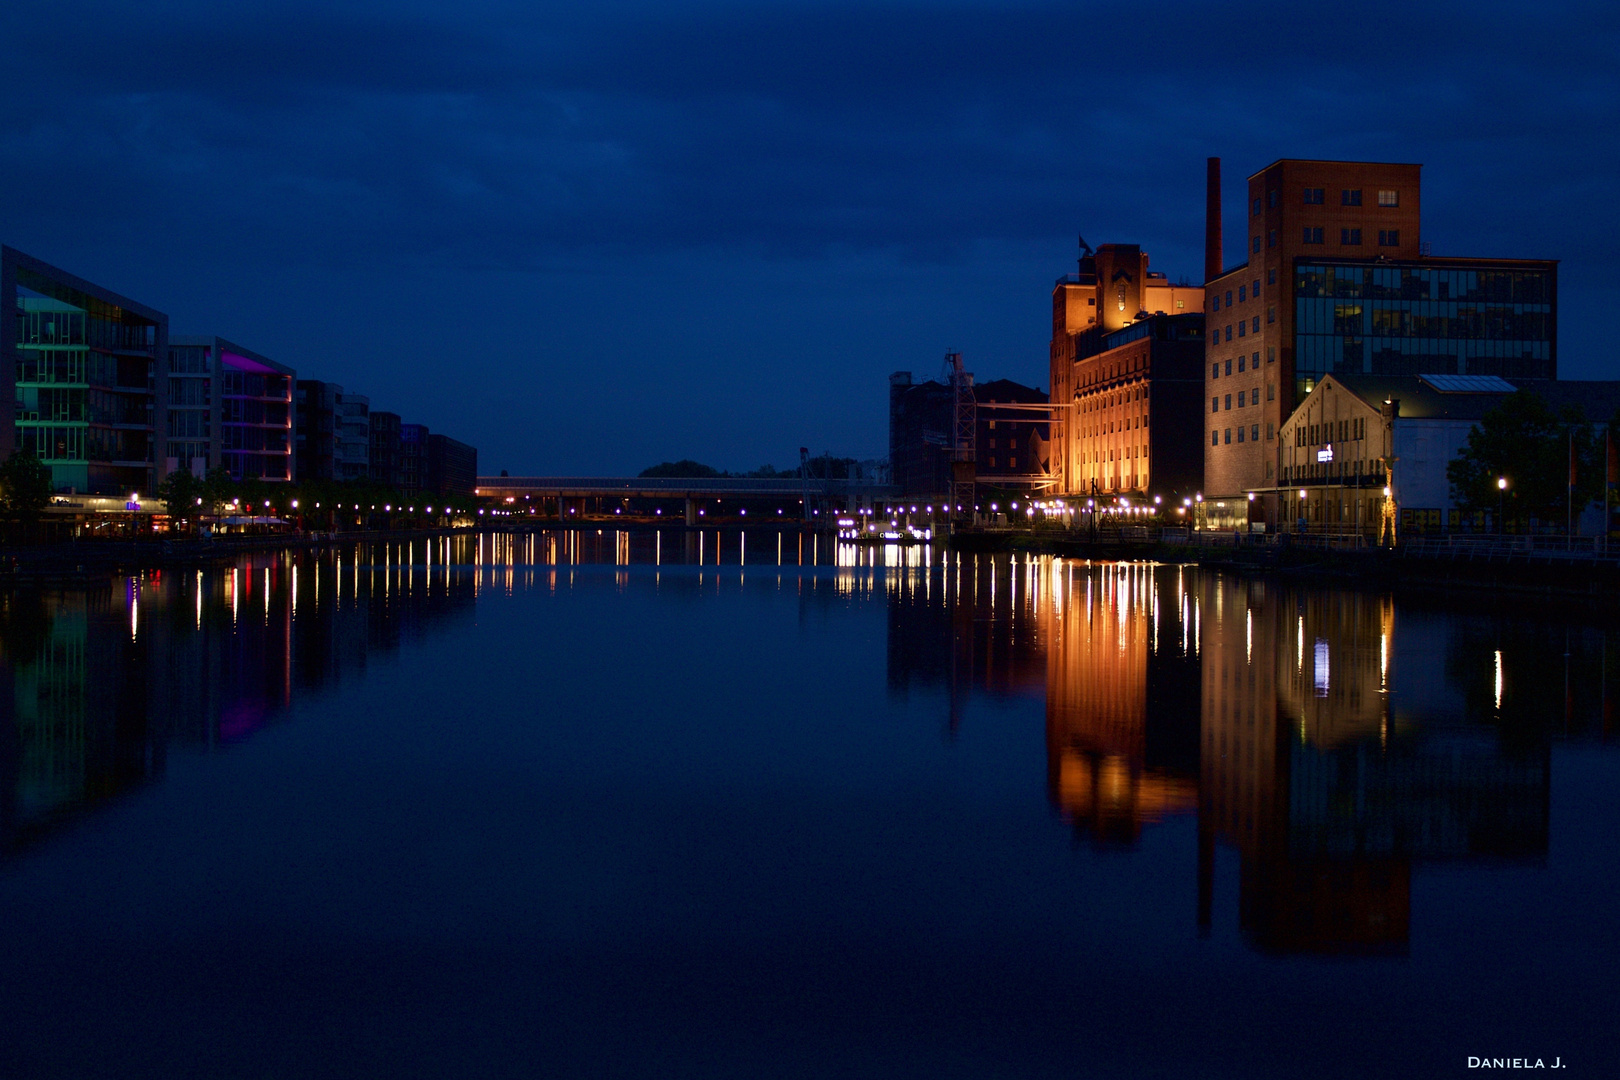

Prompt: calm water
xmin=2 ymin=530 xmax=1617 ymax=1079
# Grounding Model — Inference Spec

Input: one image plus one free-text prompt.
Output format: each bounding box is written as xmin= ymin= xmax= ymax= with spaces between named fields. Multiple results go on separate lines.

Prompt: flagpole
xmin=1568 ymin=426 xmax=1574 ymax=545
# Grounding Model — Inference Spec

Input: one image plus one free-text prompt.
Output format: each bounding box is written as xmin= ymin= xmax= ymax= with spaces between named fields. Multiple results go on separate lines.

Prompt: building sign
xmin=1317 ymin=444 xmax=1334 ymax=463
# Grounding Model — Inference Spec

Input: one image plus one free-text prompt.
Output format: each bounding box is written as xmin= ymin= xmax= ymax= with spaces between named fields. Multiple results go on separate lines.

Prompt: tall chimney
xmin=1205 ymin=157 xmax=1222 ymax=285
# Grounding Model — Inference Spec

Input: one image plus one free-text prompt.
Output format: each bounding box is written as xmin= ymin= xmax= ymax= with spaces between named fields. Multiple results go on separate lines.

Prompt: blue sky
xmin=3 ymin=0 xmax=1616 ymax=474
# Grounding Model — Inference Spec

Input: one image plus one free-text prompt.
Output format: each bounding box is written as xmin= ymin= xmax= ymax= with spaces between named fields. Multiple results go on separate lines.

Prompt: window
xmin=1267 ymin=382 xmax=1275 ymax=401
xmin=1340 ymin=228 xmax=1362 ymax=245
xmin=1267 ymin=304 xmax=1276 ymax=324
xmin=1266 ymin=422 xmax=1274 ymax=440
xmin=1304 ymin=188 xmax=1325 ymax=204
xmin=1238 ymin=390 xmax=1246 ymax=406
xmin=1225 ymin=326 xmax=1232 ymax=342
xmin=1088 ymin=297 xmax=1095 ymax=305
xmin=1238 ymin=285 xmax=1246 ymax=302
xmin=1268 ymin=190 xmax=1279 ymax=208
xmin=1224 ymin=394 xmax=1232 ymax=410
xmin=1225 ymin=290 xmax=1233 ymax=306
xmin=1378 ymin=189 xmax=1399 ymax=207
xmin=1251 ymin=424 xmax=1260 ymax=442
xmin=1224 ymin=428 xmax=1232 ymax=444
xmin=1253 ymin=278 xmax=1261 ymax=296
xmin=1252 ymin=197 xmax=1262 ymax=217
xmin=1225 ymin=359 xmax=1232 ymax=375
xmin=1379 ymin=229 xmax=1400 ymax=246
xmin=1252 ymin=316 xmax=1260 ymax=333
xmin=1212 ymin=430 xmax=1220 ymax=446
xmin=1211 ymin=395 xmax=1221 ymax=411
xmin=1267 ymin=268 xmax=1276 ymax=285
xmin=1252 ymin=235 xmax=1261 ymax=254
xmin=1238 ymin=355 xmax=1246 ymax=373
xmin=1303 ymin=227 xmax=1324 ymax=244
xmin=1267 ymin=346 xmax=1276 ymax=363
xmin=1176 ymin=299 xmax=1184 ymax=310
xmin=1237 ymin=426 xmax=1245 ymax=443
xmin=1212 ymin=363 xmax=1220 ymax=379
xmin=1252 ymin=352 xmax=1259 ymax=367
xmin=1238 ymin=321 xmax=1246 ymax=338
xmin=1267 ymin=229 xmax=1278 ymax=248
xmin=1341 ymin=189 xmax=1362 ymax=206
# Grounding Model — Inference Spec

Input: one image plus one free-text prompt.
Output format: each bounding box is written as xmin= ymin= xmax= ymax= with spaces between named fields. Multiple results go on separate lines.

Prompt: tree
xmin=157 ymin=467 xmax=202 ymax=529
xmin=639 ymin=460 xmax=724 ymax=478
xmin=0 ymin=448 xmax=53 ymax=527
xmin=200 ymin=466 xmax=237 ymax=518
xmin=1447 ymin=391 xmax=1601 ymax=529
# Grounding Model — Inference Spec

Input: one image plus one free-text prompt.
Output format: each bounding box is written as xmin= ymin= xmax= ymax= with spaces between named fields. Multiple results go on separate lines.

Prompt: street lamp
xmin=1497 ymin=476 xmax=1508 ymax=534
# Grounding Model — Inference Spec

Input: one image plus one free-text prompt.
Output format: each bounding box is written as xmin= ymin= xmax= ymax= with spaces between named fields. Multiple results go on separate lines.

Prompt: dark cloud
xmin=1 ymin=0 xmax=1616 ymax=469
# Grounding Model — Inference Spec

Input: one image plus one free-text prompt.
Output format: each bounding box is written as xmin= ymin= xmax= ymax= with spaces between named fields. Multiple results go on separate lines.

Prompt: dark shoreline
xmin=950 ymin=529 xmax=1620 ymax=612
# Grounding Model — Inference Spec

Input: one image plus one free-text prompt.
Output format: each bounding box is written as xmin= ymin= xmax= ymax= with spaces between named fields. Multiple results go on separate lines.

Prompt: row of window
xmin=1215 ymin=315 xmax=1267 ymax=342
xmin=1082 ymin=445 xmax=1147 ymax=464
xmin=1078 ymin=385 xmax=1149 ymax=410
xmin=1211 ymin=349 xmax=1278 ymax=378
xmin=1294 ymin=418 xmax=1367 ymax=446
xmin=220 ymin=371 xmax=292 ymax=399
xmin=1295 ymin=265 xmax=1553 ymax=304
xmin=1287 ymin=188 xmax=1399 ymax=209
xmin=16 ymin=307 xmax=158 ymax=352
xmin=1213 ymin=425 xmax=1267 ymax=445
xmin=1078 ymin=413 xmax=1148 ymax=438
xmin=1299 ymin=228 xmax=1400 ymax=246
xmin=1211 ymin=271 xmax=1281 ymax=315
xmin=13 ymin=424 xmax=149 ymax=462
xmin=1212 ymin=384 xmax=1276 ymax=413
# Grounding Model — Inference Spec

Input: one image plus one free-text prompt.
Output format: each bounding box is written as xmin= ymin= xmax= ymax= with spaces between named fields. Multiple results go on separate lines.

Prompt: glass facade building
xmin=1293 ymin=259 xmax=1555 ymax=398
xmin=4 ymin=246 xmax=168 ymax=495
xmin=167 ymin=336 xmax=295 ymax=481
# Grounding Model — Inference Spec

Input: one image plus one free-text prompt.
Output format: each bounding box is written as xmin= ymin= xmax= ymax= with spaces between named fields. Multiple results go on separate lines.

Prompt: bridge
xmin=475 ymin=476 xmax=899 ymax=525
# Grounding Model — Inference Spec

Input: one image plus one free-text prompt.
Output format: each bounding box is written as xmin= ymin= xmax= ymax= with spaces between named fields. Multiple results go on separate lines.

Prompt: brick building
xmin=1201 ymin=158 xmax=1557 ymax=527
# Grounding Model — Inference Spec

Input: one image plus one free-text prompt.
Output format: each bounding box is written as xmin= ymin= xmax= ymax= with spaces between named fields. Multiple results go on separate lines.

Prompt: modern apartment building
xmin=1048 ymin=243 xmax=1206 ymax=498
xmin=369 ymin=410 xmax=402 ymax=486
xmin=295 ymin=379 xmax=341 ymax=482
xmin=399 ymin=422 xmax=429 ymax=491
xmin=2 ymin=246 xmax=169 ymax=495
xmin=168 ymin=336 xmax=295 ymax=481
xmin=335 ymin=392 xmax=370 ymax=481
xmin=1202 ymin=159 xmax=1558 ymax=524
xmin=426 ymin=434 xmax=477 ymax=497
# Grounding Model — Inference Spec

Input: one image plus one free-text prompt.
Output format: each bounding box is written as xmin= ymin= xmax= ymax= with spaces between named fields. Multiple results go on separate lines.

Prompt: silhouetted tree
xmin=0 ymin=449 xmax=52 ymax=540
xmin=1448 ymin=391 xmax=1600 ymax=528
xmin=639 ymin=460 xmax=724 ymax=478
xmin=157 ymin=468 xmax=202 ymax=531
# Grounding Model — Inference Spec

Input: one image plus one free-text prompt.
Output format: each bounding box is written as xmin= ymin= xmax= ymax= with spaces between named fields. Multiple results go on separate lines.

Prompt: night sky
xmin=2 ymin=1 xmax=1615 ymax=476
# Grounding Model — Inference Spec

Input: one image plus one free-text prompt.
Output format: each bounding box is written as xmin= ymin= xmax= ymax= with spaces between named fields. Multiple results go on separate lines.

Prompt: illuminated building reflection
xmin=1042 ymin=562 xmax=1199 ymax=846
xmin=0 ymin=549 xmax=476 ymax=854
xmin=1197 ymin=574 xmax=1552 ymax=955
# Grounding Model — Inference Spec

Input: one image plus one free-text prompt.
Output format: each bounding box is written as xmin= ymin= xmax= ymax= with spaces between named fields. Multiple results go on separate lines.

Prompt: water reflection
xmin=0 ymin=549 xmax=478 ymax=853
xmin=883 ymin=554 xmax=1605 ymax=956
xmin=2 ymin=534 xmax=1610 ymax=965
